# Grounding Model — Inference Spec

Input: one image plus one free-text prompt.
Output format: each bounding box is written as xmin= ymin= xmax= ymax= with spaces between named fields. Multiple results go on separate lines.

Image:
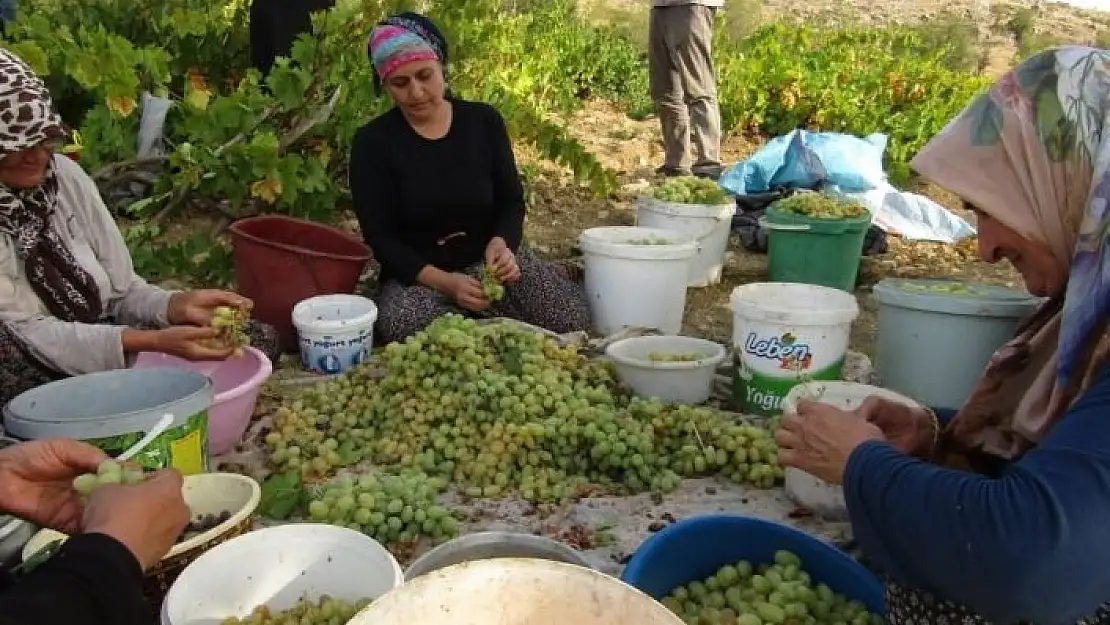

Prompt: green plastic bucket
xmin=3 ymin=368 xmax=213 ymax=474
xmin=762 ymin=205 xmax=872 ymax=292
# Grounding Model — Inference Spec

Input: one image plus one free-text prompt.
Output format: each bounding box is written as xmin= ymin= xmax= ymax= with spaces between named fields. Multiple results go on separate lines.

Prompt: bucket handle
xmin=757 ymin=216 xmax=810 ymax=232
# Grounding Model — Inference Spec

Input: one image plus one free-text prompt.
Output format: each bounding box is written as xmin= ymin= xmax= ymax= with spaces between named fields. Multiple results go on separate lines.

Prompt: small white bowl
xmin=21 ymin=472 xmax=261 ymax=564
xmin=605 ymin=335 xmax=727 ymax=405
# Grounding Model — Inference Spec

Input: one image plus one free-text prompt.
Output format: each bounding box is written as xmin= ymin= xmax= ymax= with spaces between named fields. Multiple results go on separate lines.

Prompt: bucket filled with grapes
xmin=621 ymin=514 xmax=885 ymax=625
xmin=162 ymin=523 xmax=404 ymax=625
xmin=21 ymin=465 xmax=261 ymax=601
xmin=762 ymin=192 xmax=872 ymax=292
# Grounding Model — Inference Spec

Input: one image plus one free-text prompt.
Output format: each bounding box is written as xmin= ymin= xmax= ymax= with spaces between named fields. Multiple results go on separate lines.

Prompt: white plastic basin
xmin=349 ymin=558 xmax=684 ymax=625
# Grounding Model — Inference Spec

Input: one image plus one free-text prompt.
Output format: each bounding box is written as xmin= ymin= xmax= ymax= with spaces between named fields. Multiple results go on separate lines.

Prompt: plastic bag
xmin=719 ymin=130 xmax=888 ymax=196
xmin=137 ymin=91 xmax=173 ymax=158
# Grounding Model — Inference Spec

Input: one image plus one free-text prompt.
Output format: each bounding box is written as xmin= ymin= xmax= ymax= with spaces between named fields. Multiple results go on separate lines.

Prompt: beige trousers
xmin=649 ymin=4 xmax=722 ymax=169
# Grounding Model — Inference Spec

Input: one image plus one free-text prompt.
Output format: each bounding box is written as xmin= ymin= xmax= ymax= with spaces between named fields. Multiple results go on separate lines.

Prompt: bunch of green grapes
xmin=265 ymin=315 xmax=782 ymax=502
xmin=209 ymin=305 xmax=250 ymax=355
xmin=653 ymin=176 xmax=730 ymax=205
xmin=647 ymin=351 xmax=709 ymax=363
xmin=661 ymin=551 xmax=883 ymax=625
xmin=72 ymin=460 xmax=145 ymax=495
xmin=480 ymin=264 xmax=505 ymax=302
xmin=220 ymin=595 xmax=372 ymax=625
xmin=773 ymin=193 xmax=866 ymax=220
xmin=627 ymin=235 xmax=673 ymax=245
xmin=306 ymin=470 xmax=460 ymax=544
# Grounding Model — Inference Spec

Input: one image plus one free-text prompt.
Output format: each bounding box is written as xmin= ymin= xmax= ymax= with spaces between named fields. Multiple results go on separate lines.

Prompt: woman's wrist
xmin=416 ymin=266 xmax=453 ymax=294
xmin=121 ymin=328 xmax=160 ymax=354
xmin=912 ymin=407 xmax=941 ymax=457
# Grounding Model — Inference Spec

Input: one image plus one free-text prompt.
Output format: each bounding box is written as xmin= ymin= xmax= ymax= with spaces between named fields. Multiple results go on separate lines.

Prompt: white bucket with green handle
xmin=3 ymin=367 xmax=213 ymax=475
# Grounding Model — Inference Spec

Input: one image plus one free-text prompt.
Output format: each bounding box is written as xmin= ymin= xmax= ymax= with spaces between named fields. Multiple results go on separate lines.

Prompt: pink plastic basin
xmin=132 ymin=347 xmax=273 ymax=455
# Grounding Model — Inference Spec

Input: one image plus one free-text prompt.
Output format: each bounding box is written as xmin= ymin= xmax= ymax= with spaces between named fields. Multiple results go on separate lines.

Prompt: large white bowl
xmin=349 ymin=558 xmax=684 ymax=625
xmin=162 ymin=523 xmax=403 ymax=625
xmin=605 ymin=335 xmax=726 ymax=405
xmin=22 ymin=472 xmax=261 ymax=564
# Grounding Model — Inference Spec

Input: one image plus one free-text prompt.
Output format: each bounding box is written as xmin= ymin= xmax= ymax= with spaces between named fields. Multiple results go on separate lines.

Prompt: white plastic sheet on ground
xmin=842 ymin=181 xmax=977 ymax=244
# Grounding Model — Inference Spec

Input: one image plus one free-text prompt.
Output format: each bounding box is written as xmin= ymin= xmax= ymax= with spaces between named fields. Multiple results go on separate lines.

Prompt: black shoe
xmin=655 ymin=165 xmax=691 ymax=178
xmin=692 ymin=164 xmax=723 ymax=180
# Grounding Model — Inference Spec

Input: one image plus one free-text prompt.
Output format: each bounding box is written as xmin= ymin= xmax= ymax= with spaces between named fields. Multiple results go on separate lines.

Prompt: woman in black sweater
xmin=349 ymin=13 xmax=591 ymax=344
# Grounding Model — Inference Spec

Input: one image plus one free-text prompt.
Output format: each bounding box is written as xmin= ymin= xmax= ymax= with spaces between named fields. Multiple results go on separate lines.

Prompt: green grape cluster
xmin=653 ymin=176 xmax=729 ymax=205
xmin=208 ymin=305 xmax=250 ymax=355
xmin=647 ymin=351 xmax=709 ymax=363
xmin=72 ymin=460 xmax=145 ymax=495
xmin=773 ymin=193 xmax=866 ymax=220
xmin=661 ymin=551 xmax=883 ymax=625
xmin=306 ymin=470 xmax=460 ymax=544
xmin=265 ymin=315 xmax=783 ymax=503
xmin=627 ymin=235 xmax=673 ymax=245
xmin=481 ymin=265 xmax=505 ymax=302
xmin=220 ymin=595 xmax=372 ymax=625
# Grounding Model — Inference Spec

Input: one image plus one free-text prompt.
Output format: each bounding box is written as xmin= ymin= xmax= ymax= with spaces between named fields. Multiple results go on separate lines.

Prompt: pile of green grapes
xmin=220 ymin=596 xmax=371 ymax=625
xmin=652 ymin=176 xmax=730 ymax=205
xmin=661 ymin=551 xmax=883 ymax=625
xmin=306 ymin=470 xmax=460 ymax=545
xmin=208 ymin=305 xmax=250 ymax=355
xmin=72 ymin=460 xmax=145 ymax=495
xmin=265 ymin=315 xmax=782 ymax=510
xmin=480 ymin=265 xmax=505 ymax=302
xmin=773 ymin=193 xmax=866 ymax=220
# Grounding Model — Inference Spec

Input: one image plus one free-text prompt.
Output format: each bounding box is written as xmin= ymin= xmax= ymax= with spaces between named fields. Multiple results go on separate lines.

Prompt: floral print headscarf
xmin=911 ymin=46 xmax=1110 ymax=460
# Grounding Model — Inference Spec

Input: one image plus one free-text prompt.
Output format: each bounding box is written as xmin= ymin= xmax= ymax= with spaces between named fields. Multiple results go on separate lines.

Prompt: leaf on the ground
xmin=259 ymin=471 xmax=305 ymax=520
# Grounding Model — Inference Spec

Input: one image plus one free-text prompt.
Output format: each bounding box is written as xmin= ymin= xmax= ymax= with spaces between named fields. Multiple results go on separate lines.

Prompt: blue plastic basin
xmin=620 ymin=514 xmax=885 ymax=615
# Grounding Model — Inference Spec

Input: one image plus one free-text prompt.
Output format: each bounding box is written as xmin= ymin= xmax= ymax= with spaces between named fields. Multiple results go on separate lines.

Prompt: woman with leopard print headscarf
xmin=0 ymin=49 xmax=280 ymax=405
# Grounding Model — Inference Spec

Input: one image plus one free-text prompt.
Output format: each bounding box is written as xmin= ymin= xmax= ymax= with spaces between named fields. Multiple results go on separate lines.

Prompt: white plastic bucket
xmin=162 ymin=524 xmax=403 ymax=625
xmin=781 ymin=381 xmax=921 ymax=520
xmin=605 ymin=335 xmax=727 ymax=405
xmin=729 ymin=283 xmax=860 ymax=416
xmin=635 ymin=197 xmax=735 ymax=288
xmin=292 ymin=294 xmax=378 ymax=375
xmin=348 ymin=558 xmax=685 ymax=625
xmin=579 ymin=226 xmax=697 ymax=336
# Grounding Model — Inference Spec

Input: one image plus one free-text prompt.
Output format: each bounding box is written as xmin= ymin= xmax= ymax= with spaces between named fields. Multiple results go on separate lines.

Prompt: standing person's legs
xmin=375 ymin=280 xmax=463 ymax=345
xmin=675 ymin=5 xmax=723 ymax=178
xmin=499 ymin=248 xmax=591 ymax=335
xmin=649 ymin=6 xmax=690 ymax=175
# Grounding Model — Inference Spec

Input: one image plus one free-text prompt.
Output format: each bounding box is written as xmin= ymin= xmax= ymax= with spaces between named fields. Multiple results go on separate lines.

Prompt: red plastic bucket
xmin=228 ymin=216 xmax=372 ymax=352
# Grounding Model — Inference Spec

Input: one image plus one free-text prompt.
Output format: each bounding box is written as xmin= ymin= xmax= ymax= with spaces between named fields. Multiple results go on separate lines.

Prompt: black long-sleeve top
xmin=349 ymin=99 xmax=527 ymax=285
xmin=0 ymin=533 xmax=152 ymax=625
xmin=249 ymin=0 xmax=335 ymax=77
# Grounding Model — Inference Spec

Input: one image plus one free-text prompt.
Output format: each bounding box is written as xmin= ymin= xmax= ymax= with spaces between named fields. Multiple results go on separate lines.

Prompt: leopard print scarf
xmin=0 ymin=49 xmax=102 ymax=323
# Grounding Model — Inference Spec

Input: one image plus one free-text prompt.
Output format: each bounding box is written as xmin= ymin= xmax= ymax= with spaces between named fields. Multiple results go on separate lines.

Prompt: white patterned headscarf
xmin=0 ymin=49 xmax=102 ymax=323
xmin=912 ymin=47 xmax=1110 ymax=460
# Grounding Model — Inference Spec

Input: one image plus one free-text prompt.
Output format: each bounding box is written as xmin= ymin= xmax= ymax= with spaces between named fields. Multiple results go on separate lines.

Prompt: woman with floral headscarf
xmin=776 ymin=47 xmax=1110 ymax=624
xmin=349 ymin=12 xmax=591 ymax=343
xmin=0 ymin=49 xmax=280 ymax=406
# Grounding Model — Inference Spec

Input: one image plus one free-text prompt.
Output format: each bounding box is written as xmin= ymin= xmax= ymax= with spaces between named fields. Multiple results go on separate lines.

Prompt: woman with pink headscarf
xmin=776 ymin=47 xmax=1110 ymax=624
xmin=349 ymin=13 xmax=590 ymax=344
